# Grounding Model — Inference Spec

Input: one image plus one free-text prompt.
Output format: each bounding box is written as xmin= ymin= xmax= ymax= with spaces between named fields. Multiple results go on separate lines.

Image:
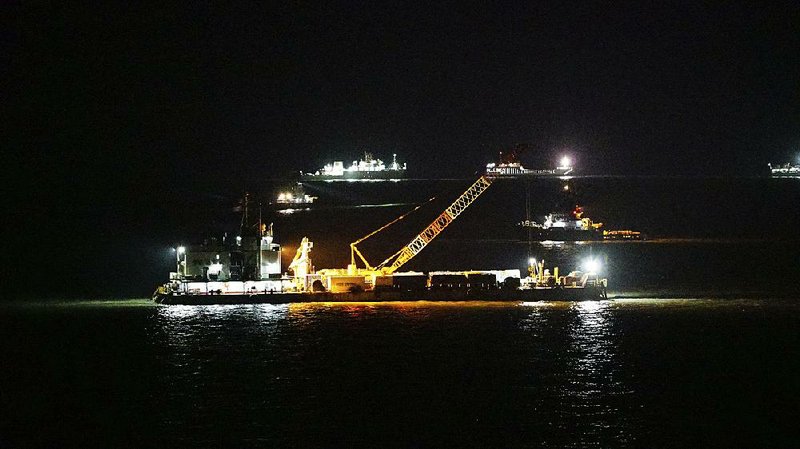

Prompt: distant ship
xmin=301 ymin=152 xmax=407 ymax=181
xmin=520 ymin=205 xmax=603 ymax=241
xmin=519 ymin=206 xmax=645 ymax=241
xmin=271 ymin=183 xmax=317 ymax=209
xmin=769 ymin=162 xmax=800 ymax=177
xmin=486 ymin=151 xmax=574 ymax=177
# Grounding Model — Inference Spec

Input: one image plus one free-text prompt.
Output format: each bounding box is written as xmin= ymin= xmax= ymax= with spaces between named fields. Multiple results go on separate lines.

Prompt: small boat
xmin=272 ymin=183 xmax=317 ymax=209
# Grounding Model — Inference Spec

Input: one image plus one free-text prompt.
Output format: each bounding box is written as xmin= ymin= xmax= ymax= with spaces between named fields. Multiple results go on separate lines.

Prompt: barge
xmin=769 ymin=161 xmax=800 ymax=177
xmin=153 ymin=286 xmax=608 ymax=305
xmin=153 ymin=257 xmax=607 ymax=305
xmin=154 ymin=176 xmax=607 ymax=305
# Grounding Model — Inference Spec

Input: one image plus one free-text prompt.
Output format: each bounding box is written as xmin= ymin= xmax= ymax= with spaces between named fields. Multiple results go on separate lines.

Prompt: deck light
xmin=583 ymin=257 xmax=600 ymax=273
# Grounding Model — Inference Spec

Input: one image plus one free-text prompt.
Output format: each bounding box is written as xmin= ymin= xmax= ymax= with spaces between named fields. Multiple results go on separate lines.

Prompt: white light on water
xmin=577 ymin=300 xmax=602 ymax=312
xmin=560 ymin=156 xmax=571 ymax=167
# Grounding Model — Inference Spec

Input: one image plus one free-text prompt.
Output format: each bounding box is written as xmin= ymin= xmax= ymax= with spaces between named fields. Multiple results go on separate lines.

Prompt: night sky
xmin=5 ymin=2 xmax=799 ymax=298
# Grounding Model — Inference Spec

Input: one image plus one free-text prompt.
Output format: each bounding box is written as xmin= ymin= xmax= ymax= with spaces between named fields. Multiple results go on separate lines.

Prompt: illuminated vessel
xmin=300 ymin=152 xmax=407 ymax=181
xmin=154 ymin=176 xmax=607 ymax=304
xmin=272 ymin=183 xmax=317 ymax=209
xmin=152 ymin=243 xmax=607 ymax=304
xmin=519 ymin=206 xmax=604 ymax=241
xmin=486 ymin=159 xmax=573 ymax=177
xmin=602 ymin=230 xmax=644 ymax=240
xmin=520 ymin=206 xmax=645 ymax=241
xmin=486 ymin=149 xmax=574 ymax=177
xmin=769 ymin=162 xmax=800 ymax=177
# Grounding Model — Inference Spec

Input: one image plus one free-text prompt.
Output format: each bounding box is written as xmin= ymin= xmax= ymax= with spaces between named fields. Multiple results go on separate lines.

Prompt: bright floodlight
xmin=583 ymin=257 xmax=600 ymax=273
xmin=529 ymin=258 xmax=536 ymax=266
xmin=560 ymin=156 xmax=572 ymax=167
xmin=177 ymin=246 xmax=186 ymax=254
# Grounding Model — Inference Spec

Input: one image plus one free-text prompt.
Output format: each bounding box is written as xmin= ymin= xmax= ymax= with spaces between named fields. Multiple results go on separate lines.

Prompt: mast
xmin=239 ymin=192 xmax=250 ymax=238
xmin=258 ymin=201 xmax=262 ymax=280
xmin=526 ymin=179 xmax=532 ymax=261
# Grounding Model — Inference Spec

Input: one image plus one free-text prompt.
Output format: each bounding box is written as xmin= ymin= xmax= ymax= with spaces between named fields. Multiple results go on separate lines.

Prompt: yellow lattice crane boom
xmin=349 ymin=200 xmax=429 ymax=270
xmin=348 ymin=175 xmax=495 ymax=275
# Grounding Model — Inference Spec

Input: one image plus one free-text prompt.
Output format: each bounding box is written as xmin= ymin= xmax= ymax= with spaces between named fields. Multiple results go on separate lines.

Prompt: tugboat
xmin=520 ymin=257 xmax=608 ymax=300
xmin=272 ymin=183 xmax=317 ymax=209
xmin=519 ymin=205 xmax=604 ymax=241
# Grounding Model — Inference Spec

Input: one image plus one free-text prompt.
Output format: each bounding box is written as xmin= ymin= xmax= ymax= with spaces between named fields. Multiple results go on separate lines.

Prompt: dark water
xmin=4 ymin=177 xmax=800 ymax=447
xmin=1 ymin=299 xmax=799 ymax=448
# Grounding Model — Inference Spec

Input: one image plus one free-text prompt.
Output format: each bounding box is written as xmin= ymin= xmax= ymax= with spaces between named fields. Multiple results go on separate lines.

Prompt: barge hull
xmin=154 ymin=287 xmax=607 ymax=305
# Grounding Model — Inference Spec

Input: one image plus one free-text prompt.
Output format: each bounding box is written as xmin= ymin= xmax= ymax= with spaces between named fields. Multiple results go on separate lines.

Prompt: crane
xmin=349 ymin=175 xmax=495 ymax=275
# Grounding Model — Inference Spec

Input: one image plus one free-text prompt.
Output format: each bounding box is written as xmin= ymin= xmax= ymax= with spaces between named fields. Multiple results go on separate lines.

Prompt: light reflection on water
xmin=564 ymin=301 xmax=633 ymax=446
xmin=0 ymin=297 xmax=796 ymax=447
xmin=156 ymin=303 xmax=290 ymax=322
xmin=129 ymin=298 xmax=798 ymax=446
xmin=514 ymin=300 xmax=636 ymax=446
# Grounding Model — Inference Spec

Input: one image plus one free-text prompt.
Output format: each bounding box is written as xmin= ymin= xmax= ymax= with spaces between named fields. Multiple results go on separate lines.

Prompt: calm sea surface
xmin=1 ymin=298 xmax=798 ymax=448
xmin=3 ymin=177 xmax=800 ymax=447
